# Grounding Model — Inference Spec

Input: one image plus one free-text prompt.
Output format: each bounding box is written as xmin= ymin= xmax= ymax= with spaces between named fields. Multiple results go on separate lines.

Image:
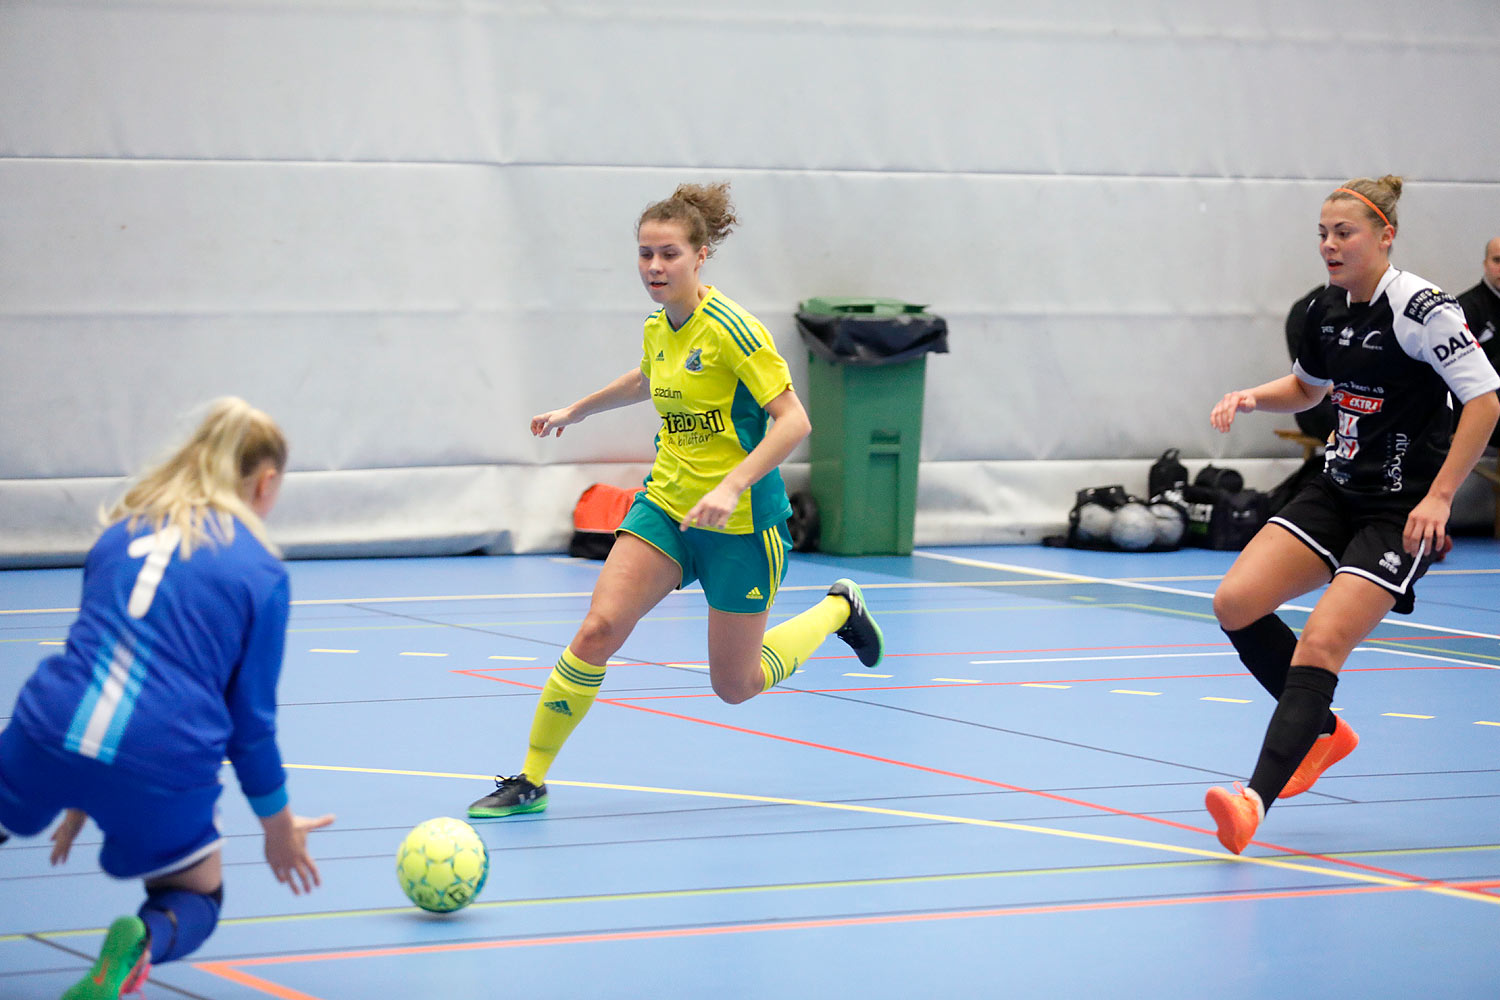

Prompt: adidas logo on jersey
xmin=543 ymin=699 xmax=572 ymax=717
xmin=745 ymin=587 xmax=764 ymax=600
xmin=656 ymin=351 xmax=665 ymax=361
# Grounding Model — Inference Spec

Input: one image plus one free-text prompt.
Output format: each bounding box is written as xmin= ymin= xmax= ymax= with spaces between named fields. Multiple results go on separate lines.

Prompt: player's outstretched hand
xmin=531 ymin=407 xmax=580 ymax=438
xmin=49 ymin=809 xmax=87 ymax=865
xmin=1210 ymin=391 xmax=1256 ymax=433
xmin=261 ymin=808 xmax=336 ymax=896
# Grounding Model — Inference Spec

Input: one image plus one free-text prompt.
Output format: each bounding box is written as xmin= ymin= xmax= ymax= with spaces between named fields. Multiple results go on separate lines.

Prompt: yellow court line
xmin=1202 ymin=697 xmax=1252 ymax=704
xmin=932 ymin=677 xmax=982 ymax=684
xmin=1382 ymin=713 xmax=1434 ymax=720
xmin=1021 ymin=683 xmax=1071 ymax=689
xmin=9 ymin=769 xmax=1497 ymax=947
xmin=272 ymin=763 xmax=1499 ymax=907
xmin=398 ymin=651 xmax=447 ymax=658
xmin=309 ymin=648 xmax=358 ymax=654
xmin=1110 ymin=689 xmax=1162 ymax=697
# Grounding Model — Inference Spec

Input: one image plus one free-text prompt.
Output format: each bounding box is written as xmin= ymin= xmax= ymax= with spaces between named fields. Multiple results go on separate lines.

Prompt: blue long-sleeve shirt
xmin=13 ymin=516 xmax=290 ymax=817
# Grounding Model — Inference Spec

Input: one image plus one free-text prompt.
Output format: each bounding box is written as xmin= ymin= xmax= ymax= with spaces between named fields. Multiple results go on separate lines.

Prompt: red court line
xmin=194 ymin=877 xmax=1451 ymax=985
xmin=463 ymin=663 xmax=1488 ymax=702
xmin=454 ymin=669 xmax=1496 ymax=897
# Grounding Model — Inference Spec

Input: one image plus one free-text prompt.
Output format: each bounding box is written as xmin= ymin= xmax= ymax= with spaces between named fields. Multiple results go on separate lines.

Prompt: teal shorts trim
xmin=617 ymin=495 xmax=790 ymax=614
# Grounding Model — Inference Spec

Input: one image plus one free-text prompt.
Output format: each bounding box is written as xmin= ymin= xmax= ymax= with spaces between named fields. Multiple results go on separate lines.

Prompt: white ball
xmin=1150 ymin=502 xmax=1186 ymax=547
xmin=1075 ymin=502 xmax=1115 ymax=543
xmin=1109 ymin=503 xmax=1157 ymax=551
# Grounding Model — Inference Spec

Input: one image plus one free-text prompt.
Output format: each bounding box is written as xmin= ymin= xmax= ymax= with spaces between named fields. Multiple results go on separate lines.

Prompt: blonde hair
xmin=637 ymin=181 xmax=738 ymax=257
xmin=1327 ymin=175 xmax=1403 ymax=235
xmin=102 ymin=397 xmax=288 ymax=558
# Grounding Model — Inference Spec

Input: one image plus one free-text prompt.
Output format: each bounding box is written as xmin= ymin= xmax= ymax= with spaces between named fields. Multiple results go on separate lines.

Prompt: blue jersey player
xmin=0 ymin=398 xmax=333 ymax=999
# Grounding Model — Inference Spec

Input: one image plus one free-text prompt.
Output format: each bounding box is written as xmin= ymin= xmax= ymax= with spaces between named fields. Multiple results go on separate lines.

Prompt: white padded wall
xmin=2 ymin=1 xmax=1497 ymax=562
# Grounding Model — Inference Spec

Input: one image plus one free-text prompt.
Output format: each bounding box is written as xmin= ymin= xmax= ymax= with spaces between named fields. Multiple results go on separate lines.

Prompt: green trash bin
xmin=794 ymin=298 xmax=948 ymax=556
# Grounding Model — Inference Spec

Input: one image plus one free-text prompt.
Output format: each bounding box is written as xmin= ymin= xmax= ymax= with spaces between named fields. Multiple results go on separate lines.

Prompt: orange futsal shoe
xmin=1205 ymin=783 xmax=1263 ymax=855
xmin=1279 ymin=716 xmax=1359 ymax=799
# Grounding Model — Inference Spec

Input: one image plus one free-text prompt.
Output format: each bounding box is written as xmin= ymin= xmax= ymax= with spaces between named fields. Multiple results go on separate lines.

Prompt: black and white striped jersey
xmin=1293 ymin=267 xmax=1500 ymax=496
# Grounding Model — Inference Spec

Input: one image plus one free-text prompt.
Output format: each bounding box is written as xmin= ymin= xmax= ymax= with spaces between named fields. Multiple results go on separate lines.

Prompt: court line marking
xmin=972 ymin=651 xmax=1241 ymax=665
xmin=911 ymin=550 xmax=1500 ymax=643
xmin=451 ymin=675 xmax=1500 ymax=901
xmin=4 ymin=558 xmax=1500 ymax=616
xmin=191 ymin=876 xmax=1500 ymax=992
xmin=293 ymin=764 xmax=1492 ymax=904
xmin=21 ymin=841 xmax=1498 ymax=946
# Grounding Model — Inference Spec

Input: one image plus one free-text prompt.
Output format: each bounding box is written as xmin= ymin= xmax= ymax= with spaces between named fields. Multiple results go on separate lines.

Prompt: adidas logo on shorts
xmin=744 ymin=586 xmax=764 ymax=600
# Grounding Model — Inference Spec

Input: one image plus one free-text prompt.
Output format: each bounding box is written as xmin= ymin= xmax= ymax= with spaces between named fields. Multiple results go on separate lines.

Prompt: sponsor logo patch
xmin=1433 ymin=328 xmax=1478 ymax=363
xmin=1403 ymin=287 xmax=1458 ymax=324
xmin=685 ymin=348 xmax=704 ymax=372
xmin=1329 ymin=389 xmax=1383 ymax=414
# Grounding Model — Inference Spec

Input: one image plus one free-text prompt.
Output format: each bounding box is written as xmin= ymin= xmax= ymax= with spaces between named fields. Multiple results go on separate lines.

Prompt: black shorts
xmin=1267 ymin=475 xmax=1435 ymax=615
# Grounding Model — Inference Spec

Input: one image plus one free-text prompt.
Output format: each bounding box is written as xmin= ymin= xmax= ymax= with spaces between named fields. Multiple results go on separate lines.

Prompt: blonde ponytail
xmin=103 ymin=398 xmax=288 ymax=558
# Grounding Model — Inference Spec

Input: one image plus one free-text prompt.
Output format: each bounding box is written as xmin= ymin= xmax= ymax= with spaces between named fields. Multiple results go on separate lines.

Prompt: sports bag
xmin=567 ymin=483 xmax=638 ymax=559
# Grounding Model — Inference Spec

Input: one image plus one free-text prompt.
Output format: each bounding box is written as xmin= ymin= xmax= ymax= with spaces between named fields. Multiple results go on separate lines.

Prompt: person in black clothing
xmin=1284 ymin=285 xmax=1338 ymax=441
xmin=1456 ymin=237 xmax=1500 ymax=446
xmin=1202 ymin=176 xmax=1500 ymax=854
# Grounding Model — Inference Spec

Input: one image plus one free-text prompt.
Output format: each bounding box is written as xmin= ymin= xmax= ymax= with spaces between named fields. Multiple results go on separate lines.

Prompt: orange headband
xmin=1334 ymin=187 xmax=1392 ymax=229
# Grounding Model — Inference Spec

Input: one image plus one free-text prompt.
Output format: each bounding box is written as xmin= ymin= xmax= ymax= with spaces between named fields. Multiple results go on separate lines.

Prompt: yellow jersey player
xmin=468 ymin=182 xmax=884 ymax=818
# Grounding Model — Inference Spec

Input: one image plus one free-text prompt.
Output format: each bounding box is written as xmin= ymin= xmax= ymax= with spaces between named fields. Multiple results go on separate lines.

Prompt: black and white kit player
xmin=1276 ymin=266 xmax=1500 ymax=608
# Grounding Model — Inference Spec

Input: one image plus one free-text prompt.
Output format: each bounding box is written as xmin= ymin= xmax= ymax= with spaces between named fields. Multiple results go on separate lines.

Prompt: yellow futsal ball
xmin=396 ymin=817 xmax=490 ymax=913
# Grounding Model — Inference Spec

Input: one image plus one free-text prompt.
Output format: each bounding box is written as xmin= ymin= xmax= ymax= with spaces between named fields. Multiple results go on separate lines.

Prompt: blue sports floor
xmin=3 ymin=542 xmax=1499 ymax=999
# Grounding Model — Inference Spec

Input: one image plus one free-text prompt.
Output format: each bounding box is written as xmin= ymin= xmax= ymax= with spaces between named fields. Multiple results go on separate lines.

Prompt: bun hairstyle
xmin=103 ymin=397 xmax=288 ymax=557
xmin=637 ymin=181 xmax=738 ymax=257
xmin=1328 ymin=174 xmax=1404 ymax=235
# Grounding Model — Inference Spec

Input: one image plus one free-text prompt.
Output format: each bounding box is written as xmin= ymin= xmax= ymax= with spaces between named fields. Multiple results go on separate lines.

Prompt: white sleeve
xmin=1393 ymin=289 xmax=1500 ymax=404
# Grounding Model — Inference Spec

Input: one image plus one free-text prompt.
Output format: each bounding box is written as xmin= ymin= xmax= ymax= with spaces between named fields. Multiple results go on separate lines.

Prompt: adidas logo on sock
xmin=543 ymin=699 xmax=572 ymax=717
xmin=744 ymin=587 xmax=764 ymax=600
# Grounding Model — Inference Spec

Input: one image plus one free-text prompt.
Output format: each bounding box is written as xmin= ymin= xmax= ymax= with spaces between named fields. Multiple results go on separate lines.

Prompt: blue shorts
xmin=0 ymin=724 xmax=223 ymax=880
xmin=618 ymin=495 xmax=791 ymax=614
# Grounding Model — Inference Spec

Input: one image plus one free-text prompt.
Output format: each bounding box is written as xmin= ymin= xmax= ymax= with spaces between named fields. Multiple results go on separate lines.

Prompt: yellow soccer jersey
xmin=639 ymin=287 xmax=794 ymax=534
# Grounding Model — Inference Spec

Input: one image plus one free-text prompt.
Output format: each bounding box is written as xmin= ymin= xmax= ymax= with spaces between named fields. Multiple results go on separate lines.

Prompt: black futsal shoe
xmin=467 ymin=774 xmax=548 ymax=818
xmin=829 ymin=578 xmax=885 ymax=668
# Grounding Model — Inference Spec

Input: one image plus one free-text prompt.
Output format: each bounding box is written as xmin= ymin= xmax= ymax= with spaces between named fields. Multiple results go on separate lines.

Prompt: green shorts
xmin=618 ymin=495 xmax=790 ymax=614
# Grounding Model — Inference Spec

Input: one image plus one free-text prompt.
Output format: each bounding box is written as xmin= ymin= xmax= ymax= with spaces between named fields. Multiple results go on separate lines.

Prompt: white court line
xmin=913 ymin=550 xmax=1500 ymax=643
xmin=971 ymin=651 xmax=1240 ymax=666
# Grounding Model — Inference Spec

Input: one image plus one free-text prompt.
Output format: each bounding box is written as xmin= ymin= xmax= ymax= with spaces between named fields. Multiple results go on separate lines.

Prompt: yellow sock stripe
xmin=761 ymin=645 xmax=790 ymax=688
xmin=554 ymin=651 xmax=605 ymax=689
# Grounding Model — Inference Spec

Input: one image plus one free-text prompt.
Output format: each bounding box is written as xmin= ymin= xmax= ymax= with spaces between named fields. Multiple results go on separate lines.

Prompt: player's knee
xmin=1213 ymin=584 xmax=1260 ymax=632
xmin=1289 ymin=628 xmax=1352 ymax=673
xmin=572 ymin=612 xmax=628 ymax=663
xmin=140 ymin=884 xmax=223 ymax=964
xmin=710 ymin=671 xmax=759 ymax=705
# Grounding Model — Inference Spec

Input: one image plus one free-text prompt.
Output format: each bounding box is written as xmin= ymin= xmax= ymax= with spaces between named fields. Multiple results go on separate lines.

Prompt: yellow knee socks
xmin=759 ymin=593 xmax=851 ymax=692
xmin=520 ymin=648 xmax=607 ymax=784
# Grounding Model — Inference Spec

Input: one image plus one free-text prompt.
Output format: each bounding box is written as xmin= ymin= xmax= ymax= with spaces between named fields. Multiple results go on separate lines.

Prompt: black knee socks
xmin=1225 ymin=615 xmax=1334 ymax=736
xmin=1248 ymin=665 xmax=1339 ymax=808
